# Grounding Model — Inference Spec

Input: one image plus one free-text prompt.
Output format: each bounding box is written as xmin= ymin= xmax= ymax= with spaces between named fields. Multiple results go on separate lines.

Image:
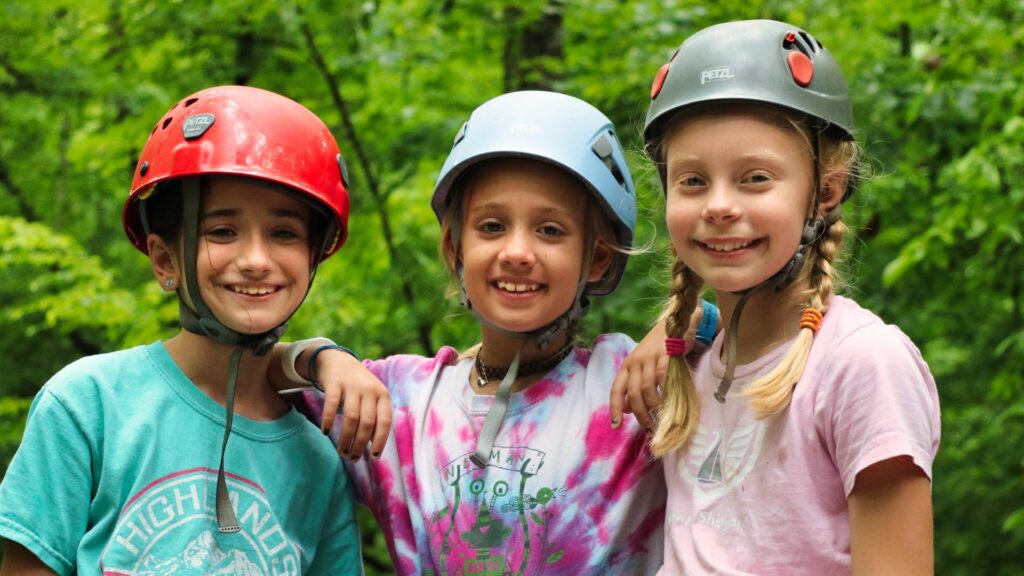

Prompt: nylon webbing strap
xmin=182 ymin=180 xmax=214 ymax=323
xmin=216 ymin=346 xmax=244 ymax=533
xmin=714 ymin=288 xmax=758 ymax=404
xmin=471 ymin=347 xmax=522 ymax=467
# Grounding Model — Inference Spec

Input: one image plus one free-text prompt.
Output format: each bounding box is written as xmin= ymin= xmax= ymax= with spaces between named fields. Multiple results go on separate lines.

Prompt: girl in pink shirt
xmin=629 ymin=19 xmax=941 ymax=575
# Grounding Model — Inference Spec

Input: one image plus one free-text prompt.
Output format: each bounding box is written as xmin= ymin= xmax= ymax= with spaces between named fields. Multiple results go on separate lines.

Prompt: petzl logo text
xmin=700 ymin=67 xmax=735 ymax=85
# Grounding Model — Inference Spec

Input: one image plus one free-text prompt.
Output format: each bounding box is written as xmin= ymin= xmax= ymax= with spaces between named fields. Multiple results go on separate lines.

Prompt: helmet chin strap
xmin=712 ymin=127 xmax=841 ymax=404
xmin=176 ymin=178 xmax=319 ymax=532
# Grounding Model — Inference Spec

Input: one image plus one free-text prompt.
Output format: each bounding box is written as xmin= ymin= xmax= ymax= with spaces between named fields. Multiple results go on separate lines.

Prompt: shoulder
xmin=590 ymin=333 xmax=638 ymax=361
xmin=574 ymin=333 xmax=637 ymax=386
xmin=815 ymin=296 xmax=930 ymax=376
xmin=364 ymin=346 xmax=461 ymax=385
xmin=41 ymin=343 xmax=158 ymax=403
xmin=808 ymin=296 xmax=940 ymax=480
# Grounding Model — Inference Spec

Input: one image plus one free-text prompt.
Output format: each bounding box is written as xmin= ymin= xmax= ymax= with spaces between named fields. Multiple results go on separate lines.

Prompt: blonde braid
xmin=744 ymin=215 xmax=846 ymax=417
xmin=651 ymin=255 xmax=704 ymax=456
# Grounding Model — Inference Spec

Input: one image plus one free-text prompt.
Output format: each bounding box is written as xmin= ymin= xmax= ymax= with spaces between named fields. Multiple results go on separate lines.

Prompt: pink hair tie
xmin=665 ymin=337 xmax=688 ymax=357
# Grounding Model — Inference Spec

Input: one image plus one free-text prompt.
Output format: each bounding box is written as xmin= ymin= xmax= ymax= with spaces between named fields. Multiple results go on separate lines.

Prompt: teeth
xmin=496 ymin=281 xmax=539 ymax=293
xmin=705 ymin=240 xmax=752 ymax=252
xmin=232 ymin=285 xmax=276 ymax=295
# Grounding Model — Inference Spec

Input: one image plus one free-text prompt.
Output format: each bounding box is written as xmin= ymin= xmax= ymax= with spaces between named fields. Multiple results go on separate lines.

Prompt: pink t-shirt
xmin=660 ymin=295 xmax=940 ymax=575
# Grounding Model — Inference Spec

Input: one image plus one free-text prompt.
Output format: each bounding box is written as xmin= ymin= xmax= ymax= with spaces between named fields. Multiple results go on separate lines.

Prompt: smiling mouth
xmin=495 ymin=280 xmax=542 ymax=293
xmin=229 ymin=285 xmax=280 ymax=296
xmin=699 ymin=239 xmax=760 ymax=253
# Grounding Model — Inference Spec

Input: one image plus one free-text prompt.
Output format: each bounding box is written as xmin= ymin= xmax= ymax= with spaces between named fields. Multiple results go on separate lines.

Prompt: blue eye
xmin=743 ymin=172 xmax=772 ymax=185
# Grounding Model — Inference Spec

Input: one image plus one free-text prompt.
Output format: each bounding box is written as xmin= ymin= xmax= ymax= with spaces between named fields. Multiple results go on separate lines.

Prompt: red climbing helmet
xmin=123 ymin=85 xmax=350 ymax=259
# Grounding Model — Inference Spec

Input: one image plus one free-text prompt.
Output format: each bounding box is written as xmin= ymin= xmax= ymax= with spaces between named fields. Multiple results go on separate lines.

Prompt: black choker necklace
xmin=474 ymin=342 xmax=574 ymax=388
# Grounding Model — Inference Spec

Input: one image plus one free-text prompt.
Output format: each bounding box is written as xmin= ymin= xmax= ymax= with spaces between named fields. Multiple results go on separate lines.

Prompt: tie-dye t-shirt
xmin=302 ymin=333 xmax=665 ymax=575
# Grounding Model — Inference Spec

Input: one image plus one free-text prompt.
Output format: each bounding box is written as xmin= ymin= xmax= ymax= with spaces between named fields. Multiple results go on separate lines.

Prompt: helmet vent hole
xmin=161 ymin=117 xmax=173 ymax=130
xmin=799 ymin=32 xmax=820 ymax=53
xmin=184 ymin=98 xmax=199 ymax=108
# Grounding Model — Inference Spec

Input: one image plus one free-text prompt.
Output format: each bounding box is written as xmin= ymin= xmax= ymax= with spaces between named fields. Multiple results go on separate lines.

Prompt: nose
xmin=498 ymin=227 xmax=537 ymax=268
xmin=702 ymin=181 xmax=741 ymax=223
xmin=236 ymin=234 xmax=273 ymax=274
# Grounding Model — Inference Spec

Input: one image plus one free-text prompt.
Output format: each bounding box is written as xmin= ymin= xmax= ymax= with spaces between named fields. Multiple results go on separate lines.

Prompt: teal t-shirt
xmin=0 ymin=342 xmax=361 ymax=575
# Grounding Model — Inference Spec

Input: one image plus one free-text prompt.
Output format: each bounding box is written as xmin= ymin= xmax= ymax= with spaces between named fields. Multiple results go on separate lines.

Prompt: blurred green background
xmin=1 ymin=0 xmax=1022 ymax=573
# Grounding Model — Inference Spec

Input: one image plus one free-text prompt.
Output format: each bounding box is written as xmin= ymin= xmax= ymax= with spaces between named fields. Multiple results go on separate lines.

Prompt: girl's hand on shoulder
xmin=311 ymin=348 xmax=391 ymax=462
xmin=610 ymin=319 xmax=668 ymax=431
xmin=609 ymin=302 xmax=717 ymax=430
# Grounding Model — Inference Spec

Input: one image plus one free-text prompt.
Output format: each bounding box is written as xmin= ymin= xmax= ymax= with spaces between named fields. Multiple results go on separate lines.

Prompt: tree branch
xmin=296 ymin=4 xmax=434 ymax=356
xmin=0 ymin=156 xmax=39 ymax=222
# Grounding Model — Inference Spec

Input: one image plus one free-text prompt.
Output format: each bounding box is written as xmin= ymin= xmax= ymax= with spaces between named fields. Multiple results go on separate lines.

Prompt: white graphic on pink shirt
xmin=679 ymin=419 xmax=766 ymax=503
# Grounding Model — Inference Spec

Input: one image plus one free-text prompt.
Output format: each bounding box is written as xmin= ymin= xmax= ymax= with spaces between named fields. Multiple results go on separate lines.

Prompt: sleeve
xmin=816 ymin=323 xmax=941 ymax=496
xmin=307 ymin=462 xmax=364 ymax=575
xmin=0 ymin=388 xmax=95 ymax=576
xmin=592 ymin=332 xmax=639 ymax=369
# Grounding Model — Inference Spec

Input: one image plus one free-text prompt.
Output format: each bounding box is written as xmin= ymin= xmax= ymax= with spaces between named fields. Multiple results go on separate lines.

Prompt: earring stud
xmin=165 ymin=279 xmax=175 ymax=288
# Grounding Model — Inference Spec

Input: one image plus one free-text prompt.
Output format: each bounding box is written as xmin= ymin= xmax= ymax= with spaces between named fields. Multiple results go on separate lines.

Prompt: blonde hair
xmin=649 ymin=111 xmax=860 ymax=457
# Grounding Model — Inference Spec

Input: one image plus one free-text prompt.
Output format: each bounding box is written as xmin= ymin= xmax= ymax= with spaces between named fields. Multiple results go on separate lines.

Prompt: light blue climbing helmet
xmin=431 ymin=91 xmax=638 ymax=467
xmin=432 ymin=90 xmax=637 ymax=297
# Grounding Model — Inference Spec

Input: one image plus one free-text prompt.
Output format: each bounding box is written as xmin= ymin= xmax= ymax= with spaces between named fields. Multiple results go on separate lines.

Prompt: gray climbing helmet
xmin=433 ymin=90 xmax=637 ymax=296
xmin=645 ymin=19 xmax=854 ymax=148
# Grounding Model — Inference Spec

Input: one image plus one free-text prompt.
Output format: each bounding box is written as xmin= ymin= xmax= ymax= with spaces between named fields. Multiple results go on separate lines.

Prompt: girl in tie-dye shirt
xmin=280 ymin=91 xmax=673 ymax=575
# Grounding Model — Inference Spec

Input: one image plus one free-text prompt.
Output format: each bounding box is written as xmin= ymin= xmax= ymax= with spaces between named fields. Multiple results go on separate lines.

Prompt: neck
xmin=713 ymin=282 xmax=807 ymax=365
xmin=472 ymin=328 xmax=572 ymax=395
xmin=164 ymin=331 xmax=289 ymax=420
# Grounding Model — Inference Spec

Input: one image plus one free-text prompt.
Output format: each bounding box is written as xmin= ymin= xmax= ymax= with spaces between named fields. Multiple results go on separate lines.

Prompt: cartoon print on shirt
xmin=428 ymin=445 xmax=567 ymax=576
xmin=679 ymin=418 xmax=767 ymax=503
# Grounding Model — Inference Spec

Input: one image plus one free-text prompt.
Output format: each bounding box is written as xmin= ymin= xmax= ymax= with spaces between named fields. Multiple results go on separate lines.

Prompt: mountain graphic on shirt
xmin=136 ymin=530 xmax=263 ymax=576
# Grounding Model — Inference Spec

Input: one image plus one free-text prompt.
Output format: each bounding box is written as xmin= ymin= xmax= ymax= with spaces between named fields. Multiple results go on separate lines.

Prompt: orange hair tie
xmin=800 ymin=308 xmax=824 ymax=333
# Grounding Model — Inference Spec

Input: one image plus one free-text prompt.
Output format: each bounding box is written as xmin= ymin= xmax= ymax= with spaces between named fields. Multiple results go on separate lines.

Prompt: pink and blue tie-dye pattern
xmin=303 ymin=333 xmax=665 ymax=575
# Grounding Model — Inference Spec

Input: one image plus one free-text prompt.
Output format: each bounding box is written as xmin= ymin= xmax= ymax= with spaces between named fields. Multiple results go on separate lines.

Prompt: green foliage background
xmin=1 ymin=0 xmax=1022 ymax=573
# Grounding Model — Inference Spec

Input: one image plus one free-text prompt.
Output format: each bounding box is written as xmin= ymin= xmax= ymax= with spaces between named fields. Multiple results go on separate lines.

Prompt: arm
xmin=609 ymin=301 xmax=718 ymax=429
xmin=268 ymin=340 xmax=391 ymax=461
xmin=1 ymin=541 xmax=56 ymax=576
xmin=849 ymin=456 xmax=934 ymax=575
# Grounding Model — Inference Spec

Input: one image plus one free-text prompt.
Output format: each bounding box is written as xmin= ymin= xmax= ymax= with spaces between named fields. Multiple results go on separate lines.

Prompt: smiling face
xmin=455 ymin=158 xmax=607 ymax=336
xmin=189 ymin=179 xmax=313 ymax=335
xmin=663 ymin=106 xmax=816 ymax=294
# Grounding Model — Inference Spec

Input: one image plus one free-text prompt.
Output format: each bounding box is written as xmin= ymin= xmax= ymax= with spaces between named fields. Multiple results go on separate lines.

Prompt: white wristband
xmin=282 ymin=337 xmax=335 ymax=386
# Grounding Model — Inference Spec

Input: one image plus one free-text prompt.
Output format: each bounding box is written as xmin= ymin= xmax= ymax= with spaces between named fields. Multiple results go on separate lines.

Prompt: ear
xmin=147 ymin=233 xmax=180 ymax=292
xmin=586 ymin=239 xmax=614 ymax=283
xmin=440 ymin=229 xmax=463 ymax=272
xmin=817 ymin=169 xmax=848 ymax=214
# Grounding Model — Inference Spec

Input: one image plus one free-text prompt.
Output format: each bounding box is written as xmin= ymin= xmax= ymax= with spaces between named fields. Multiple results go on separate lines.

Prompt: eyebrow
xmin=201 ymin=207 xmax=307 ymax=221
xmin=468 ymin=201 xmax=575 ymax=220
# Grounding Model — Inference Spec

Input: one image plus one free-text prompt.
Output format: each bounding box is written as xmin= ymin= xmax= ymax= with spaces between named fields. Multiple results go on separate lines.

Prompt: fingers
xmin=320 ymin=378 xmax=343 ymax=436
xmin=625 ymin=366 xmax=655 ymax=431
xmin=370 ymin=393 xmax=392 ymax=459
xmin=610 ymin=366 xmax=628 ymax=428
xmin=349 ymin=394 xmax=381 ymax=462
xmin=326 ymin=387 xmax=392 ymax=462
xmin=335 ymin=391 xmax=361 ymax=459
